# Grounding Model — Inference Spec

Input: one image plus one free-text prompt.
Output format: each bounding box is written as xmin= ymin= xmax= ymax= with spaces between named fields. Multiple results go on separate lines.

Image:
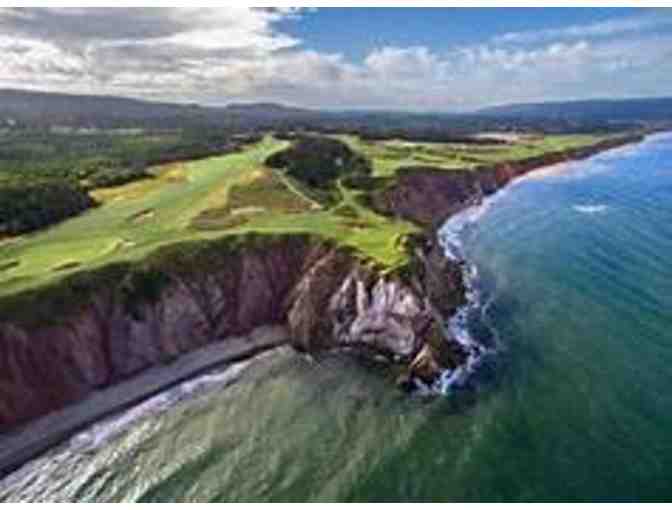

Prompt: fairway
xmin=0 ymin=135 xmax=418 ymax=297
xmin=0 ymin=132 xmax=611 ymax=299
xmin=0 ymin=137 xmax=287 ymax=296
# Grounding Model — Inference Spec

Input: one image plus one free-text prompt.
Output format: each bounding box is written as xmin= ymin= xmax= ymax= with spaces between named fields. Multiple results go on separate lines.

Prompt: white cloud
xmin=0 ymin=8 xmax=670 ymax=110
xmin=365 ymin=46 xmax=446 ymax=80
xmin=495 ymin=9 xmax=672 ymax=45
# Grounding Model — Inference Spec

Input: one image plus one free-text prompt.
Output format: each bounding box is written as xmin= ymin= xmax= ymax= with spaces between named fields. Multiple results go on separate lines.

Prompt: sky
xmin=1 ymin=7 xmax=671 ymax=111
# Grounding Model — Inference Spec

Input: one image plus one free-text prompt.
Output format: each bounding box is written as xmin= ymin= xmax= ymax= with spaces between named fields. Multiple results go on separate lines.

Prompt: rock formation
xmin=0 ymin=234 xmax=466 ymax=431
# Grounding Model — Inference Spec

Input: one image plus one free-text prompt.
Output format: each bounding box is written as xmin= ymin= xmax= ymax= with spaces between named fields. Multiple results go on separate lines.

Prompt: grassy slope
xmin=0 ymin=132 xmax=609 ymax=300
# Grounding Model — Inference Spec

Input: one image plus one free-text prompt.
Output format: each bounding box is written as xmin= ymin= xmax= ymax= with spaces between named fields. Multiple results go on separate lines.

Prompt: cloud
xmin=0 ymin=7 xmax=304 ymax=98
xmin=495 ymin=9 xmax=672 ymax=45
xmin=0 ymin=8 xmax=671 ymax=110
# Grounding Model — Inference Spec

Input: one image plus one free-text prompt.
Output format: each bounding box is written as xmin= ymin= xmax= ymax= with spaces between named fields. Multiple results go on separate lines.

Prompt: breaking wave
xmin=66 ymin=348 xmax=284 ymax=453
xmin=427 ymin=189 xmax=513 ymax=395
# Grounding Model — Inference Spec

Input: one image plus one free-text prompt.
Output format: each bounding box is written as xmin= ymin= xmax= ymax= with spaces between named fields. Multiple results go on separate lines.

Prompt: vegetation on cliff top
xmin=335 ymin=133 xmax=606 ymax=177
xmin=0 ymin=130 xmax=617 ymax=307
xmin=0 ymin=232 xmax=331 ymax=326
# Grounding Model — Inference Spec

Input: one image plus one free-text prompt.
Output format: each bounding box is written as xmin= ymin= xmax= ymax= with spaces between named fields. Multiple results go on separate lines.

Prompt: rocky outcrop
xmin=0 ymin=234 xmax=466 ymax=431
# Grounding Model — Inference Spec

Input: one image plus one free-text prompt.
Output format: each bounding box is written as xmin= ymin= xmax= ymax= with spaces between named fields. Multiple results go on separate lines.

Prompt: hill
xmin=477 ymin=97 xmax=672 ymax=122
xmin=0 ymin=89 xmax=313 ymax=129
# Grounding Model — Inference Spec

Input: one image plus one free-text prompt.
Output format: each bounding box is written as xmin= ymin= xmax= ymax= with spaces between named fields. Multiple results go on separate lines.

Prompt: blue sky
xmin=278 ymin=8 xmax=644 ymax=60
xmin=0 ymin=7 xmax=670 ymax=111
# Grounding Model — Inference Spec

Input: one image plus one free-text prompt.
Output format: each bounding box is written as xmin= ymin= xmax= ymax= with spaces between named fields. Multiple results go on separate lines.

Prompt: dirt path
xmin=274 ymin=170 xmax=323 ymax=210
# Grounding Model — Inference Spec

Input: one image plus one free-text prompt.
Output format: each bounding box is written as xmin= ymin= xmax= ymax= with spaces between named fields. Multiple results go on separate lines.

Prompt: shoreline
xmin=420 ymin=131 xmax=655 ymax=392
xmin=0 ymin=132 xmax=652 ymax=479
xmin=0 ymin=325 xmax=288 ymax=479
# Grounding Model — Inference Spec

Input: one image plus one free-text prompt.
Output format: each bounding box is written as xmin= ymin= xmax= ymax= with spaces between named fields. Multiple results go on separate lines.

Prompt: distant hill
xmin=1 ymin=88 xmax=671 ymax=133
xmin=477 ymin=97 xmax=672 ymax=122
xmin=0 ymin=89 xmax=314 ymax=129
xmin=223 ymin=102 xmax=314 ymax=117
xmin=0 ymin=88 xmax=198 ymax=119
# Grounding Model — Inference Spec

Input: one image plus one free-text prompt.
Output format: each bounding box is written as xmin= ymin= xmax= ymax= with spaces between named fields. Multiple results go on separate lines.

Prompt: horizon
xmin=1 ymin=7 xmax=672 ymax=112
xmin=3 ymin=85 xmax=672 ymax=115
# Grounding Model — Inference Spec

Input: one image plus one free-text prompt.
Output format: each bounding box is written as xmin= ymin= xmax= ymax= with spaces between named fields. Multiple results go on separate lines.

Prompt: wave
xmin=439 ymin=186 xmax=513 ymax=262
xmin=573 ymin=204 xmax=608 ymax=214
xmin=428 ymin=190 xmax=511 ymax=395
xmin=521 ymin=133 xmax=668 ymax=184
xmin=67 ymin=347 xmax=286 ymax=453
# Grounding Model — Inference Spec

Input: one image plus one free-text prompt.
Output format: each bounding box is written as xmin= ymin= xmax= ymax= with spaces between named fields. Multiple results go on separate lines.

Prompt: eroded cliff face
xmin=1 ymin=135 xmax=643 ymax=432
xmin=373 ymin=135 xmax=644 ymax=227
xmin=0 ymin=234 xmax=465 ymax=431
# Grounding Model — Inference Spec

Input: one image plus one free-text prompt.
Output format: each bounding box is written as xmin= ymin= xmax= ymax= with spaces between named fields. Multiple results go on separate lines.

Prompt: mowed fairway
xmin=0 ymin=132 xmax=608 ymax=299
xmin=0 ymin=135 xmax=418 ymax=298
xmin=0 ymin=137 xmax=290 ymax=296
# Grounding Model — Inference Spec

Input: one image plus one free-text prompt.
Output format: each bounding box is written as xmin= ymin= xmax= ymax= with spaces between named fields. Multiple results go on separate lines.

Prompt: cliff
xmin=0 ymin=132 xmax=644 ymax=434
xmin=373 ymin=134 xmax=644 ymax=228
xmin=0 ymin=233 xmax=466 ymax=431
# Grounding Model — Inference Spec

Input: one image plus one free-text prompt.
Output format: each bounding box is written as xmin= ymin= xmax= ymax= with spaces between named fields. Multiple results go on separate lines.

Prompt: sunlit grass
xmin=0 ymin=136 xmax=289 ymax=296
xmin=0 ymin=131 xmax=610 ymax=299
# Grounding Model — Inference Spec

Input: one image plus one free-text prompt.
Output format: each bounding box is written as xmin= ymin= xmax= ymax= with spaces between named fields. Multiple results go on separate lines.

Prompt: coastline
xmin=404 ymin=131 xmax=652 ymax=392
xmin=0 ymin=325 xmax=288 ymax=479
xmin=0 ymin=131 xmax=650 ymax=479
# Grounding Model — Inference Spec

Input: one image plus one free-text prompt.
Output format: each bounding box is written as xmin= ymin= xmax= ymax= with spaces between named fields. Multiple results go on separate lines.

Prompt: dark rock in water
xmin=395 ymin=371 xmax=415 ymax=393
xmin=408 ymin=322 xmax=468 ymax=386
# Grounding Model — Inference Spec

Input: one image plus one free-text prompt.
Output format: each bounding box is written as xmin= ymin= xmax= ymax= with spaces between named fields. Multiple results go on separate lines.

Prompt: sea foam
xmin=573 ymin=204 xmax=608 ymax=214
xmin=68 ymin=348 xmax=286 ymax=452
xmin=431 ymin=187 xmax=512 ymax=394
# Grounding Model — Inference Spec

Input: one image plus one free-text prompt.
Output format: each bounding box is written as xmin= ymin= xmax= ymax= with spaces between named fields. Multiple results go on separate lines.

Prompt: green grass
xmin=190 ymin=167 xmax=315 ymax=230
xmin=0 ymin=131 xmax=613 ymax=300
xmin=0 ymin=136 xmax=288 ymax=297
xmin=335 ymin=133 xmax=607 ymax=177
xmin=0 ymin=135 xmax=418 ymax=298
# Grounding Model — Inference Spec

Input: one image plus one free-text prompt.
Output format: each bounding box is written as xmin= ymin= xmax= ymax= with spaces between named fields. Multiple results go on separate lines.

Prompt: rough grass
xmin=191 ymin=168 xmax=314 ymax=230
xmin=0 ymin=260 xmax=19 ymax=273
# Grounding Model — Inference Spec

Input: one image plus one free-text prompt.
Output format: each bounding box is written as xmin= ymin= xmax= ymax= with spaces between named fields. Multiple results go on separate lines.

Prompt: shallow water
xmin=2 ymin=133 xmax=672 ymax=502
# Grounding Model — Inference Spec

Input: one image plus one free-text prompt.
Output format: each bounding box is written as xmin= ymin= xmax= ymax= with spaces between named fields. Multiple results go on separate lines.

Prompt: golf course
xmin=0 ymin=132 xmax=609 ymax=300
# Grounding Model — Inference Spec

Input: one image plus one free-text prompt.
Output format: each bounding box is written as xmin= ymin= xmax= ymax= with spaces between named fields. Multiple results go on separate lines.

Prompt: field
xmin=0 ymin=132 xmax=608 ymax=298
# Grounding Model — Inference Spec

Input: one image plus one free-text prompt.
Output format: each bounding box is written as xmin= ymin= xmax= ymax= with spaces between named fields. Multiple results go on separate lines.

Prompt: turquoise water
xmin=1 ymin=133 xmax=672 ymax=502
